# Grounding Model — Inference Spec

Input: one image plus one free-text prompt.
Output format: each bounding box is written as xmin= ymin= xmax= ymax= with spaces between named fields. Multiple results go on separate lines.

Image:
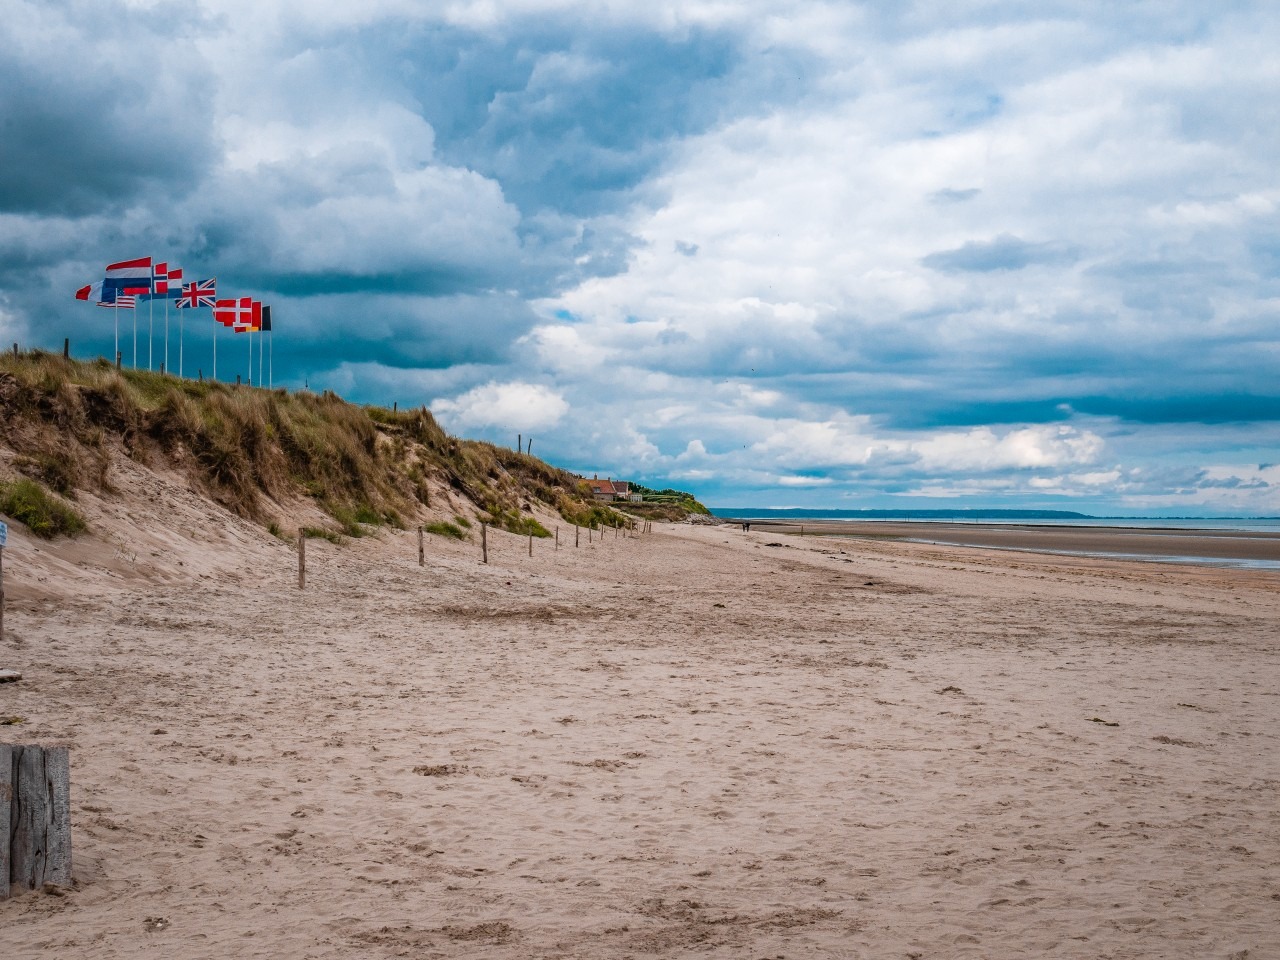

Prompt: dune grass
xmin=0 ymin=477 xmax=87 ymax=538
xmin=0 ymin=349 xmax=673 ymax=539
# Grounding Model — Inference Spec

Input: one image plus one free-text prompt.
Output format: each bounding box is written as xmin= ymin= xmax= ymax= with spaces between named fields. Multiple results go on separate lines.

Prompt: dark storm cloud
xmin=0 ymin=1 xmax=216 ymax=215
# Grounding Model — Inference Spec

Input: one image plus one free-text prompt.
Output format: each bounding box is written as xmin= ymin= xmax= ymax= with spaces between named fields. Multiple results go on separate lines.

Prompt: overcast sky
xmin=3 ymin=1 xmax=1279 ymax=514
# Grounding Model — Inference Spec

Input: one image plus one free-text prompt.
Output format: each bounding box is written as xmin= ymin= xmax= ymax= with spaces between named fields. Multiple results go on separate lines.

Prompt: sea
xmin=708 ymin=510 xmax=1280 ymax=569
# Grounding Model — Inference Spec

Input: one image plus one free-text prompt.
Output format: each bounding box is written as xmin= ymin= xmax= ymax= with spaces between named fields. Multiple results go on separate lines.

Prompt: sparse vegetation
xmin=0 ymin=477 xmax=88 ymax=538
xmin=425 ymin=521 xmax=468 ymax=540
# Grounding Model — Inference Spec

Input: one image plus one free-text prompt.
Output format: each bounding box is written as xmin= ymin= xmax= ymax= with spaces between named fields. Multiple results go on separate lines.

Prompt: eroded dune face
xmin=3 ymin=517 xmax=1278 ymax=959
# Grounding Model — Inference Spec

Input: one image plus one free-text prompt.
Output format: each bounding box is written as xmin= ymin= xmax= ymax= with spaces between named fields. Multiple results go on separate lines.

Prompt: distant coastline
xmin=711 ymin=507 xmax=1279 ymax=523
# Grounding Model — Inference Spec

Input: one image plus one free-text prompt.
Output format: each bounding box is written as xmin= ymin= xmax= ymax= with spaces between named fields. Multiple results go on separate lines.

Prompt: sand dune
xmin=2 ymin=496 xmax=1278 ymax=958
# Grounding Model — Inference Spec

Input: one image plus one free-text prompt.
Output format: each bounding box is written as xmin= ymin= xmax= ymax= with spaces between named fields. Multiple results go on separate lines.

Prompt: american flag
xmin=176 ymin=278 xmax=216 ymax=309
xmin=98 ymin=296 xmax=136 ymax=308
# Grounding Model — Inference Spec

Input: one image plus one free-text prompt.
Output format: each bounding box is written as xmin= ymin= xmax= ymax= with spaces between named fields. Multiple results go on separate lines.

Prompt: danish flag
xmin=214 ymin=297 xmax=261 ymax=332
xmin=176 ymin=278 xmax=216 ymax=309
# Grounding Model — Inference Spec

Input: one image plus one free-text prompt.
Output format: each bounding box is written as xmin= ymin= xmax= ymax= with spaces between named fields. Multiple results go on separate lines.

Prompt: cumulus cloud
xmin=432 ymin=381 xmax=570 ymax=433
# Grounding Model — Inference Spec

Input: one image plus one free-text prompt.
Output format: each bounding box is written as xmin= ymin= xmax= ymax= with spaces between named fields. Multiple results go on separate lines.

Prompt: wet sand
xmin=739 ymin=519 xmax=1280 ymax=565
xmin=2 ymin=477 xmax=1279 ymax=958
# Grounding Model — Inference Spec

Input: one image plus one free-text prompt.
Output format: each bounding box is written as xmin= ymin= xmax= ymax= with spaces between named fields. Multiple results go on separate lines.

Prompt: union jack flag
xmin=98 ymin=296 xmax=136 ymax=308
xmin=176 ymin=278 xmax=216 ymax=309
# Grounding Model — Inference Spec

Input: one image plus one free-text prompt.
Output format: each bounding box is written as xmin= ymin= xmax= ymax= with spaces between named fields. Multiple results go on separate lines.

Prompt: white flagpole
xmin=269 ymin=329 xmax=273 ymax=389
xmin=164 ymin=297 xmax=169 ymax=374
xmin=148 ymin=296 xmax=153 ymax=371
xmin=213 ymin=321 xmax=217 ymax=382
xmin=259 ymin=327 xmax=263 ymax=387
xmin=179 ymin=306 xmax=184 ymax=379
xmin=133 ymin=304 xmax=137 ymax=368
xmin=114 ymin=300 xmax=119 ymax=365
xmin=248 ymin=325 xmax=253 ymax=385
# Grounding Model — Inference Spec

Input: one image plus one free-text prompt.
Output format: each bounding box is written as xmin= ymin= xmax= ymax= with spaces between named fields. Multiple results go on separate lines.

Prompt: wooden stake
xmin=481 ymin=522 xmax=488 ymax=564
xmin=555 ymin=526 xmax=559 ymax=550
xmin=0 ymin=545 xmax=5 ymax=645
xmin=418 ymin=525 xmax=425 ymax=566
xmin=297 ymin=528 xmax=306 ymax=589
xmin=528 ymin=533 xmax=533 ymax=557
xmin=575 ymin=524 xmax=579 ymax=547
xmin=1 ymin=743 xmax=72 ymax=898
xmin=63 ymin=338 xmax=69 ymax=359
xmin=116 ymin=351 xmax=122 ymax=370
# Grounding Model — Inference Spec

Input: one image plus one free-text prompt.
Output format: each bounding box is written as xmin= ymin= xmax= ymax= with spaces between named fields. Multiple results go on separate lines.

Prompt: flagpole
xmin=133 ymin=305 xmax=137 ymax=368
xmin=114 ymin=300 xmax=119 ymax=366
xmin=164 ymin=298 xmax=169 ymax=375
xmin=248 ymin=325 xmax=253 ymax=385
xmin=269 ymin=329 xmax=273 ymax=389
xmin=259 ymin=327 xmax=263 ymax=387
xmin=179 ymin=306 xmax=184 ymax=379
xmin=148 ymin=296 xmax=153 ymax=371
xmin=213 ymin=322 xmax=217 ymax=382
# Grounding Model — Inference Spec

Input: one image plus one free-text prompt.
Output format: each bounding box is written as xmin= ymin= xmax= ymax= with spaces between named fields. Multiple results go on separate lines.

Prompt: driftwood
xmin=1 ymin=743 xmax=72 ymax=897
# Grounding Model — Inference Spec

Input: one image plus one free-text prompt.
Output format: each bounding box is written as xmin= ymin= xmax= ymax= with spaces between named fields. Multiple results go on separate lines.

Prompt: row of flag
xmin=74 ymin=256 xmax=274 ymax=383
xmin=75 ymin=258 xmax=272 ymax=333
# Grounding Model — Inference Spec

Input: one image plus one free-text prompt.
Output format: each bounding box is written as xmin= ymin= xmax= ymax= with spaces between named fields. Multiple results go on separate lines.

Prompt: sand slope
xmin=2 ymin=504 xmax=1278 ymax=958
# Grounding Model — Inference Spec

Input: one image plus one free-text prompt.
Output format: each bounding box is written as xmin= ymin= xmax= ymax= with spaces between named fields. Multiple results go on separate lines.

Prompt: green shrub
xmin=301 ymin=526 xmax=342 ymax=543
xmin=425 ymin=521 xmax=468 ymax=540
xmin=0 ymin=478 xmax=88 ymax=538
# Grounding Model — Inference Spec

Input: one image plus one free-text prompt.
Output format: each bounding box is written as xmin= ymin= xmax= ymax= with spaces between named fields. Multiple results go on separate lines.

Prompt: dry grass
xmin=0 ymin=350 xmax=639 ymax=537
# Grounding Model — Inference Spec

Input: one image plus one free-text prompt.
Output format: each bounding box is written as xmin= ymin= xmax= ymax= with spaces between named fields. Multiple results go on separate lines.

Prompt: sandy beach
xmin=3 ymin=490 xmax=1279 ymax=958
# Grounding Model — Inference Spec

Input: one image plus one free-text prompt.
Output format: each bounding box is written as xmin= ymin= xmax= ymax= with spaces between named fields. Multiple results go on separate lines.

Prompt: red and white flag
xmin=214 ymin=297 xmax=261 ymax=331
xmin=98 ymin=296 xmax=136 ymax=309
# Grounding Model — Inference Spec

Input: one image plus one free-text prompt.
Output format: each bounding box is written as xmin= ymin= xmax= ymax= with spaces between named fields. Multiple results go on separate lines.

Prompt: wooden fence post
xmin=297 ymin=528 xmax=306 ymax=589
xmin=481 ymin=523 xmax=488 ymax=564
xmin=418 ymin=526 xmax=425 ymax=566
xmin=116 ymin=351 xmax=122 ymax=370
xmin=575 ymin=525 xmax=579 ymax=548
xmin=63 ymin=338 xmax=69 ymax=359
xmin=1 ymin=743 xmax=72 ymax=898
xmin=555 ymin=526 xmax=559 ymax=551
xmin=528 ymin=534 xmax=533 ymax=557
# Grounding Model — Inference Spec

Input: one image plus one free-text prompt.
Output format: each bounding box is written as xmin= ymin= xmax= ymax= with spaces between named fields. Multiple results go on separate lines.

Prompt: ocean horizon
xmin=709 ymin=508 xmax=1280 ymax=535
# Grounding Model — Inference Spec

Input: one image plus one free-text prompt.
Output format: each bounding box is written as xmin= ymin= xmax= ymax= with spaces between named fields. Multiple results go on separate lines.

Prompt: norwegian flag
xmin=214 ymin=297 xmax=261 ymax=331
xmin=149 ymin=262 xmax=184 ymax=298
xmin=98 ymin=296 xmax=136 ymax=308
xmin=176 ymin=278 xmax=216 ymax=309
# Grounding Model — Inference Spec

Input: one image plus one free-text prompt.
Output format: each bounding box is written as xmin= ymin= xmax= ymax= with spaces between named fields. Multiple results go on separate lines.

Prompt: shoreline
xmin=733 ymin=518 xmax=1280 ymax=565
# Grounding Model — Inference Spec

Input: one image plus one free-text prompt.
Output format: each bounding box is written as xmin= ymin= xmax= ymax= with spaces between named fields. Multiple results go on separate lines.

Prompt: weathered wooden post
xmin=116 ymin=351 xmax=122 ymax=370
xmin=63 ymin=338 xmax=69 ymax=359
xmin=481 ymin=523 xmax=488 ymax=564
xmin=1 ymin=743 xmax=72 ymax=898
xmin=418 ymin=526 xmax=425 ymax=567
xmin=528 ymin=534 xmax=533 ymax=557
xmin=0 ymin=520 xmax=6 ymax=643
xmin=297 ymin=528 xmax=306 ymax=589
xmin=555 ymin=526 xmax=559 ymax=551
xmin=575 ymin=525 xmax=579 ymax=548
xmin=588 ymin=524 xmax=593 ymax=543
xmin=10 ymin=343 xmax=16 ymax=359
